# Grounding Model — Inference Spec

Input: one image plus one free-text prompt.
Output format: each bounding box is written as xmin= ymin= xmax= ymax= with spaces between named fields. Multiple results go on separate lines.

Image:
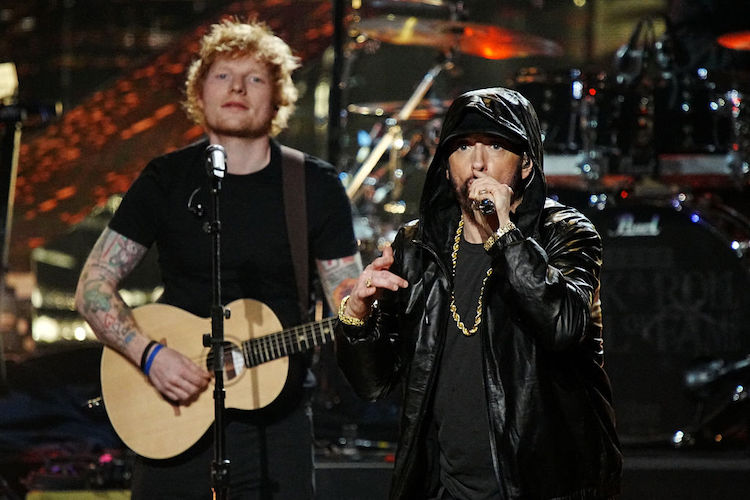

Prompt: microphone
xmin=613 ymin=17 xmax=651 ymax=85
xmin=0 ymin=102 xmax=62 ymax=123
xmin=205 ymin=144 xmax=227 ymax=178
xmin=471 ymin=198 xmax=496 ymax=215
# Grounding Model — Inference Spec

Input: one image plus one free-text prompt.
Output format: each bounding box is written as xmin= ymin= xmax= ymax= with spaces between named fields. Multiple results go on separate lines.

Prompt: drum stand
xmin=345 ymin=57 xmax=451 ymax=200
xmin=726 ymin=89 xmax=750 ymax=184
xmin=576 ymin=82 xmax=606 ymax=182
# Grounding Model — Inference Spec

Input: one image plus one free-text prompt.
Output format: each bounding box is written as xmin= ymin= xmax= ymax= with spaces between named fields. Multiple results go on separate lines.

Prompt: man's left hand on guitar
xmin=147 ymin=346 xmax=211 ymax=405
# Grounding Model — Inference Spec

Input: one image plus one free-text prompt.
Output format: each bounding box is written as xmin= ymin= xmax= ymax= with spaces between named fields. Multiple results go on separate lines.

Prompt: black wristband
xmin=140 ymin=340 xmax=158 ymax=371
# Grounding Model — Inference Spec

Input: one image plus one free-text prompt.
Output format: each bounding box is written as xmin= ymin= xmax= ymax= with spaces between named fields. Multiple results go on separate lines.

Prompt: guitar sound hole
xmin=205 ymin=342 xmax=245 ymax=382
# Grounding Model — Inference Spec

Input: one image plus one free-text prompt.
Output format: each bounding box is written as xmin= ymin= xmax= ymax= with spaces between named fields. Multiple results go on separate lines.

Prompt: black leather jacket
xmin=336 ymin=89 xmax=622 ymax=499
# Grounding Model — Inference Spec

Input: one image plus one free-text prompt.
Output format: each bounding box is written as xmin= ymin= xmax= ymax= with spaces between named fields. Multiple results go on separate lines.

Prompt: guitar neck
xmin=241 ymin=317 xmax=337 ymax=367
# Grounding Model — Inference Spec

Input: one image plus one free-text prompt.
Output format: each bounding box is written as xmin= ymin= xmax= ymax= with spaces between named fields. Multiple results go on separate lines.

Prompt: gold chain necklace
xmin=449 ymin=216 xmax=493 ymax=337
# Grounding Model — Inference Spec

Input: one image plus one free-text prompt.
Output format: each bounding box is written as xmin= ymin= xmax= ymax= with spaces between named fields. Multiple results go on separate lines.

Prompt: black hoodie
xmin=419 ymin=88 xmax=548 ymax=271
xmin=337 ymin=88 xmax=623 ymax=499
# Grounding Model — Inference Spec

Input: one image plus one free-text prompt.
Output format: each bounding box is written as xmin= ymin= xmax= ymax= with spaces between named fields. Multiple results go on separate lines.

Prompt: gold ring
xmin=365 ymin=277 xmax=372 ymax=288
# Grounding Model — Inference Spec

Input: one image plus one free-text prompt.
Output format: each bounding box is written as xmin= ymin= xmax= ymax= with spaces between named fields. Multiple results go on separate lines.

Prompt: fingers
xmin=470 ymin=180 xmax=513 ymax=205
xmin=370 ymin=244 xmax=395 ymax=270
xmin=360 ymin=246 xmax=408 ymax=293
xmin=362 ymin=268 xmax=409 ymax=293
xmin=469 ymin=178 xmax=513 ymax=219
xmin=148 ymin=347 xmax=211 ymax=405
xmin=344 ymin=245 xmax=409 ymax=319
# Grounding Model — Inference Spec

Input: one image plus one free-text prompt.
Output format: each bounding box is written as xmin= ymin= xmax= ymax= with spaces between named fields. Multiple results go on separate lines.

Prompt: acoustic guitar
xmin=99 ymin=298 xmax=335 ymax=459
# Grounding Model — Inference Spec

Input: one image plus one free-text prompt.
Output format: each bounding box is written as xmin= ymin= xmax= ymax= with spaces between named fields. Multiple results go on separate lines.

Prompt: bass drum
xmin=582 ymin=194 xmax=750 ymax=443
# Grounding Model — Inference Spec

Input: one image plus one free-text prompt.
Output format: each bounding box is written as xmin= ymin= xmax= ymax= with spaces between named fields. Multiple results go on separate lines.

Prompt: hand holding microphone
xmin=471 ymin=198 xmax=496 ymax=215
xmin=468 ymin=175 xmax=516 ymax=230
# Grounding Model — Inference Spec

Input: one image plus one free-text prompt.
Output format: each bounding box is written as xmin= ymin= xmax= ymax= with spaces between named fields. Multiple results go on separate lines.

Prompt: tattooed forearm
xmin=80 ymin=281 xmax=112 ymax=314
xmin=88 ymin=228 xmax=147 ymax=282
xmin=75 ymin=228 xmax=149 ymax=360
xmin=316 ymin=253 xmax=363 ymax=311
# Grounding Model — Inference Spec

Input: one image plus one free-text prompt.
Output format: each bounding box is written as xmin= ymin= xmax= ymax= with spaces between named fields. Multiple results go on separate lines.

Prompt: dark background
xmin=2 ymin=0 xmax=750 ymax=498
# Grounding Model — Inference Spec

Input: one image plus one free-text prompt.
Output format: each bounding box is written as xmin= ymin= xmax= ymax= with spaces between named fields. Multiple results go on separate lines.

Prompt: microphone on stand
xmin=471 ymin=198 xmax=496 ymax=215
xmin=613 ymin=17 xmax=654 ymax=86
xmin=206 ymin=144 xmax=227 ymax=179
xmin=0 ymin=102 xmax=62 ymax=124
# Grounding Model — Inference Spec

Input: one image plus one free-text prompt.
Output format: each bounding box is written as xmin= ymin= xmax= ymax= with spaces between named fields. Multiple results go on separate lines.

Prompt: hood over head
xmin=417 ymin=87 xmax=548 ymax=251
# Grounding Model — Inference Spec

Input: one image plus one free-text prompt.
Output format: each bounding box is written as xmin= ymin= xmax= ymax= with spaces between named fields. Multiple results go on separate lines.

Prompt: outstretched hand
xmin=344 ymin=245 xmax=409 ymax=320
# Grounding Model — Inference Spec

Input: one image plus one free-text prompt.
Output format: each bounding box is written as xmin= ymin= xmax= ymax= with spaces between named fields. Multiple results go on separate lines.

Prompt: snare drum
xmin=584 ymin=193 xmax=750 ymax=441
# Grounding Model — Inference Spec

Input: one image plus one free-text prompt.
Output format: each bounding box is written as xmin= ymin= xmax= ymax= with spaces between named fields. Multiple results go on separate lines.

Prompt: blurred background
xmin=1 ymin=0 xmax=750 ymax=498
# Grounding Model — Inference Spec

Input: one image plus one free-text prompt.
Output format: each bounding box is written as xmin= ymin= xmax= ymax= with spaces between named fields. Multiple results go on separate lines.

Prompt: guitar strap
xmin=280 ymin=145 xmax=309 ymax=321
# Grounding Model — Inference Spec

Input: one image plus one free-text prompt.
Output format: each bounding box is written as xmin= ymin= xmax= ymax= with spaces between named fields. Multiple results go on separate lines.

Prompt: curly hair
xmin=184 ymin=19 xmax=301 ymax=137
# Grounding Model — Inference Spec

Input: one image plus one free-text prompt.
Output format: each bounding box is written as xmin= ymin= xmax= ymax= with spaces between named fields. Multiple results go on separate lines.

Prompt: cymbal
xmin=370 ymin=0 xmax=449 ymax=8
xmin=352 ymin=16 xmax=563 ymax=59
xmin=718 ymin=31 xmax=750 ymax=51
xmin=347 ymin=99 xmax=450 ymax=120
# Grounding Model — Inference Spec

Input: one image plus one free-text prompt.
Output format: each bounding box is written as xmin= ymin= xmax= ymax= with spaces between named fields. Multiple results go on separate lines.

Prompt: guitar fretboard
xmin=241 ymin=317 xmax=337 ymax=367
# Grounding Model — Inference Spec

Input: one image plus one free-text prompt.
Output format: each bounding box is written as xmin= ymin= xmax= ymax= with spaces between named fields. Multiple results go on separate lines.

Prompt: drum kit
xmin=339 ymin=1 xmax=750 ymax=447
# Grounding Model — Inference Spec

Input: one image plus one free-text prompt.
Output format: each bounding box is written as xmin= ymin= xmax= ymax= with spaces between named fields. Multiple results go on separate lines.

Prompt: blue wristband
xmin=143 ymin=343 xmax=164 ymax=376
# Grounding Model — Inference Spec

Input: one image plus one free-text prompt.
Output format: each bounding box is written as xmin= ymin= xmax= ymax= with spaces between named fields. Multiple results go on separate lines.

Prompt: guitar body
xmin=100 ymin=299 xmax=289 ymax=459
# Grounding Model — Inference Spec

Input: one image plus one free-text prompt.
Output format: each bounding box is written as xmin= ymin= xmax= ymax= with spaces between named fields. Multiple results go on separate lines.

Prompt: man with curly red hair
xmin=77 ymin=19 xmax=360 ymax=499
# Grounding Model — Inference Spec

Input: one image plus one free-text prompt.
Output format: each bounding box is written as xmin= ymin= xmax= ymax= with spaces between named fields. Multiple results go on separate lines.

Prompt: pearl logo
xmin=610 ymin=214 xmax=661 ymax=237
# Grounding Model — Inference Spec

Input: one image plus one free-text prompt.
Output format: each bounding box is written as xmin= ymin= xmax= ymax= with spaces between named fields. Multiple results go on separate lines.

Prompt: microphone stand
xmin=327 ymin=0 xmax=345 ymax=168
xmin=0 ymin=120 xmax=19 ymax=395
xmin=203 ymin=144 xmax=230 ymax=499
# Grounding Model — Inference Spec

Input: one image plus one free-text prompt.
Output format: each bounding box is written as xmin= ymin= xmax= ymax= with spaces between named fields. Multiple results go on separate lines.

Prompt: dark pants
xmin=130 ymin=403 xmax=314 ymax=500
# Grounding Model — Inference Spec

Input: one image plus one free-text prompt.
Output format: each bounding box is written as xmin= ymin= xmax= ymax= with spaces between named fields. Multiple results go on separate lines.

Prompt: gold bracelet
xmin=338 ymin=295 xmax=367 ymax=327
xmin=483 ymin=221 xmax=517 ymax=251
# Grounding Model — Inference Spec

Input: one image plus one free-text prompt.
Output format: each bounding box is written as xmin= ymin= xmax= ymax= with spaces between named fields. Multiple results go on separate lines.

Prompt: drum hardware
xmin=612 ymin=16 xmax=659 ymax=87
xmin=346 ymin=101 xmax=441 ymax=208
xmin=726 ymin=89 xmax=750 ymax=181
xmin=577 ymin=84 xmax=610 ymax=182
xmin=347 ymin=99 xmax=450 ymax=121
xmin=370 ymin=0 xmax=450 ymax=7
xmin=576 ymin=151 xmax=605 ymax=182
xmin=684 ymin=356 xmax=750 ymax=395
xmin=367 ymin=0 xmax=456 ymax=15
xmin=609 ymin=15 xmax=750 ymax=179
xmin=356 ymin=124 xmax=427 ymax=216
xmin=343 ymin=4 xmax=457 ymax=201
xmin=345 ymin=59 xmax=450 ymax=199
xmin=514 ymin=67 xmax=622 ymax=184
xmin=344 ymin=3 xmax=563 ymax=200
xmin=657 ymin=153 xmax=746 ymax=189
xmin=671 ymin=354 xmax=750 ymax=449
xmin=351 ymin=16 xmax=563 ymax=60
xmin=383 ymin=122 xmax=405 ymax=203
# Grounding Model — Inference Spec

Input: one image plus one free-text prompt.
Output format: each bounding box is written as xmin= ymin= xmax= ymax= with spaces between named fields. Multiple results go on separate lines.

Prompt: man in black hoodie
xmin=335 ymin=88 xmax=622 ymax=499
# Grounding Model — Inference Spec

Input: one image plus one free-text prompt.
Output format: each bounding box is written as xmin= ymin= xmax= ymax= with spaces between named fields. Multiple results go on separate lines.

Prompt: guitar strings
xmin=201 ymin=317 xmax=338 ymax=369
xmin=243 ymin=318 xmax=337 ymax=366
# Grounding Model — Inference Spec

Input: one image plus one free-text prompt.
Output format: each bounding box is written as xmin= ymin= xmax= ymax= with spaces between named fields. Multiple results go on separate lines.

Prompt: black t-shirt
xmin=109 ymin=138 xmax=357 ymax=327
xmin=433 ymin=236 xmax=500 ymax=499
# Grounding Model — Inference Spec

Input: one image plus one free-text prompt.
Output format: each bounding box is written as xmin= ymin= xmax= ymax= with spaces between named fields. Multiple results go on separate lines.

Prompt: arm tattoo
xmin=316 ymin=254 xmax=363 ymax=311
xmin=77 ymin=228 xmax=148 ymax=353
